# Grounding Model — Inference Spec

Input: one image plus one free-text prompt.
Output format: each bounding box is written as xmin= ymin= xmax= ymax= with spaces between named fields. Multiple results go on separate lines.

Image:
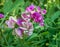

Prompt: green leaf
xmin=51 ymin=11 xmax=60 ymax=22
xmin=46 ymin=5 xmax=55 ymax=18
xmin=11 ymin=0 xmax=24 ymax=12
xmin=3 ymin=0 xmax=24 ymax=14
xmin=3 ymin=0 xmax=13 ymax=14
xmin=27 ymin=33 xmax=38 ymax=41
xmin=55 ymin=0 xmax=60 ymax=9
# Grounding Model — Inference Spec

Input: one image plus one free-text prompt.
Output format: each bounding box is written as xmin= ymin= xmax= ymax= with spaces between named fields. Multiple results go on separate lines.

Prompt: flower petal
xmin=41 ymin=9 xmax=47 ymax=14
xmin=15 ymin=28 xmax=23 ymax=39
xmin=21 ymin=13 xmax=30 ymax=22
xmin=5 ymin=20 xmax=14 ymax=28
xmin=5 ymin=16 xmax=17 ymax=28
xmin=26 ymin=4 xmax=35 ymax=12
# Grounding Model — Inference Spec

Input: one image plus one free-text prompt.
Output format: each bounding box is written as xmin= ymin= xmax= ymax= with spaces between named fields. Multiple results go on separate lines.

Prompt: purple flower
xmin=27 ymin=22 xmax=34 ymax=36
xmin=25 ymin=5 xmax=46 ymax=26
xmin=19 ymin=21 xmax=34 ymax=36
xmin=14 ymin=20 xmax=33 ymax=38
xmin=5 ymin=16 xmax=17 ymax=28
xmin=0 ymin=13 xmax=4 ymax=18
xmin=14 ymin=15 xmax=34 ymax=37
xmin=36 ymin=6 xmax=41 ymax=12
xmin=39 ymin=18 xmax=44 ymax=26
xmin=31 ymin=12 xmax=44 ymax=26
xmin=41 ymin=9 xmax=47 ymax=14
xmin=15 ymin=28 xmax=23 ymax=39
xmin=31 ymin=12 xmax=40 ymax=19
xmin=5 ymin=4 xmax=46 ymax=39
xmin=37 ymin=6 xmax=41 ymax=10
xmin=26 ymin=4 xmax=35 ymax=12
xmin=5 ymin=20 xmax=14 ymax=28
xmin=31 ymin=12 xmax=42 ymax=22
xmin=39 ymin=22 xmax=44 ymax=26
xmin=16 ymin=18 xmax=24 ymax=26
xmin=21 ymin=13 xmax=31 ymax=22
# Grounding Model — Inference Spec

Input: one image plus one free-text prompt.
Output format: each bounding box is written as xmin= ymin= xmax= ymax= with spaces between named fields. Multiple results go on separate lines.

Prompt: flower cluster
xmin=5 ymin=4 xmax=46 ymax=39
xmin=5 ymin=16 xmax=33 ymax=39
xmin=26 ymin=4 xmax=46 ymax=26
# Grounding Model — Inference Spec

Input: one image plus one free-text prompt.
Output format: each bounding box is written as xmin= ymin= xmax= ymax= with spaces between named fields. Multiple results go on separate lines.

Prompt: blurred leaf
xmin=46 ymin=5 xmax=55 ymax=17
xmin=3 ymin=0 xmax=24 ymax=14
xmin=51 ymin=11 xmax=60 ymax=22
xmin=3 ymin=0 xmax=13 ymax=14
xmin=55 ymin=0 xmax=60 ymax=9
xmin=27 ymin=33 xmax=38 ymax=41
xmin=32 ymin=40 xmax=46 ymax=45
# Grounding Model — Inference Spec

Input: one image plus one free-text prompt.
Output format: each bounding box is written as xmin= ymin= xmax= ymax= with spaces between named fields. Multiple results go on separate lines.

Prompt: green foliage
xmin=3 ymin=0 xmax=24 ymax=14
xmin=51 ymin=11 xmax=60 ymax=22
xmin=0 ymin=0 xmax=60 ymax=47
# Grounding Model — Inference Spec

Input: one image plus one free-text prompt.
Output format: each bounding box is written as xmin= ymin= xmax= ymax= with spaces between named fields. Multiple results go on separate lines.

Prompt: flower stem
xmin=0 ymin=14 xmax=8 ymax=26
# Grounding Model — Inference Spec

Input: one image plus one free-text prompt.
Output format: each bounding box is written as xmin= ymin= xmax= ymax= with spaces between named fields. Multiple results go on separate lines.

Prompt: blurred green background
xmin=0 ymin=0 xmax=60 ymax=47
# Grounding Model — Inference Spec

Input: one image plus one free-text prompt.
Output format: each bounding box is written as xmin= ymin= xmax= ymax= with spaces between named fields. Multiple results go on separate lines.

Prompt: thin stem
xmin=0 ymin=14 xmax=8 ymax=26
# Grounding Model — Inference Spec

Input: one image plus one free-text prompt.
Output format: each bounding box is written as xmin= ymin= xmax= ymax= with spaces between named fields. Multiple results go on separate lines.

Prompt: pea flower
xmin=25 ymin=4 xmax=46 ymax=26
xmin=15 ymin=21 xmax=33 ymax=39
xmin=31 ymin=12 xmax=44 ymax=26
xmin=5 ymin=16 xmax=34 ymax=39
xmin=5 ymin=4 xmax=46 ymax=39
xmin=26 ymin=4 xmax=35 ymax=12
xmin=19 ymin=21 xmax=33 ymax=36
xmin=5 ymin=16 xmax=17 ymax=28
xmin=15 ymin=28 xmax=23 ymax=39
xmin=0 ymin=13 xmax=4 ymax=18
xmin=15 ymin=17 xmax=33 ymax=39
xmin=16 ymin=18 xmax=24 ymax=26
xmin=37 ymin=6 xmax=47 ymax=14
xmin=41 ymin=9 xmax=47 ymax=14
xmin=21 ymin=12 xmax=31 ymax=22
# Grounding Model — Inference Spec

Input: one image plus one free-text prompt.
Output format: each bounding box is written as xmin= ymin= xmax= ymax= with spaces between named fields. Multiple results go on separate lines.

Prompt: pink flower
xmin=0 ymin=13 xmax=4 ymax=18
xmin=31 ymin=12 xmax=44 ymax=26
xmin=26 ymin=4 xmax=35 ymax=12
xmin=19 ymin=22 xmax=33 ymax=36
xmin=5 ymin=16 xmax=17 ymax=28
xmin=5 ymin=4 xmax=46 ymax=39
xmin=15 ymin=20 xmax=34 ymax=39
xmin=36 ymin=6 xmax=41 ymax=12
xmin=5 ymin=15 xmax=34 ymax=39
xmin=25 ymin=4 xmax=46 ymax=26
xmin=41 ymin=9 xmax=47 ymax=14
xmin=15 ymin=28 xmax=23 ymax=39
xmin=16 ymin=18 xmax=24 ymax=26
xmin=21 ymin=13 xmax=31 ymax=22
